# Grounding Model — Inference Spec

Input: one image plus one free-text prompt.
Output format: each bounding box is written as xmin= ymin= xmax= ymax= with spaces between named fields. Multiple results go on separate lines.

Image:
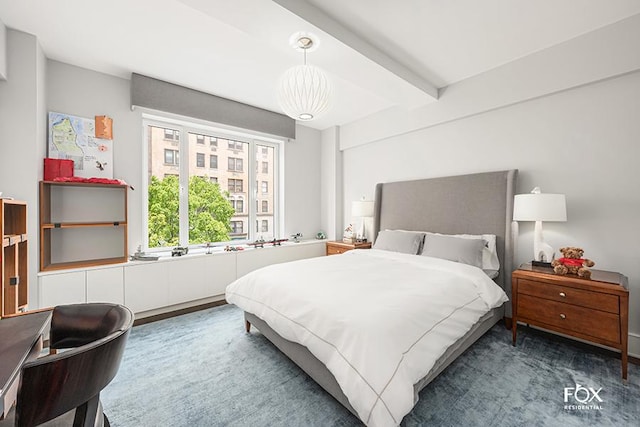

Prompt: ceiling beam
xmin=272 ymin=0 xmax=439 ymax=100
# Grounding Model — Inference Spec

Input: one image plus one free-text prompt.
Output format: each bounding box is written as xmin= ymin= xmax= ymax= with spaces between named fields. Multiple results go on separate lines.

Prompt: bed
xmin=226 ymin=169 xmax=517 ymax=426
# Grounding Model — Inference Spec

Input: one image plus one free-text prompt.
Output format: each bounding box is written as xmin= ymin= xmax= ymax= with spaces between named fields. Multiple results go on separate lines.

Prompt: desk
xmin=0 ymin=311 xmax=51 ymax=418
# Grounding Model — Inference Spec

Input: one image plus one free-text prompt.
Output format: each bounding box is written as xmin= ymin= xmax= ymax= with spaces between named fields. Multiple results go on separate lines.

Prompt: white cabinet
xmin=39 ymin=271 xmax=86 ymax=308
xmin=87 ymin=267 xmax=124 ymax=304
xmin=38 ymin=241 xmax=326 ymax=315
xmin=124 ymin=262 xmax=169 ymax=313
xmin=206 ymin=252 xmax=237 ymax=297
xmin=167 ymin=257 xmax=208 ymax=305
xmin=236 ymin=242 xmax=325 ymax=278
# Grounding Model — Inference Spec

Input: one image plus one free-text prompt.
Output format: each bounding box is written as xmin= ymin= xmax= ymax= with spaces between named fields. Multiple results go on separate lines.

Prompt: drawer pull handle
xmin=560 ymin=313 xmax=566 ymax=319
xmin=559 ymin=292 xmax=566 ymax=298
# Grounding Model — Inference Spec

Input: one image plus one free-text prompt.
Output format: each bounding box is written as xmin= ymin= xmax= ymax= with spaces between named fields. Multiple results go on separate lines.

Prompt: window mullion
xmin=248 ymin=140 xmax=256 ymax=242
xmin=179 ymin=125 xmax=189 ymax=247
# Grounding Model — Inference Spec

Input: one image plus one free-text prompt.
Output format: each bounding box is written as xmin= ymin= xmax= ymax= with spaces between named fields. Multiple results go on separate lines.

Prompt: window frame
xmin=142 ymin=115 xmax=283 ymax=251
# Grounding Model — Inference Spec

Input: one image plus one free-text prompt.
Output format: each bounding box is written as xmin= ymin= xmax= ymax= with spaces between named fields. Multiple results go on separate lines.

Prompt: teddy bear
xmin=551 ymin=247 xmax=595 ymax=279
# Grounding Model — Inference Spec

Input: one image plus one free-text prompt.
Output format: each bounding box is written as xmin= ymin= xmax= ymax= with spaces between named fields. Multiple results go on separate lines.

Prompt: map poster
xmin=48 ymin=112 xmax=113 ymax=179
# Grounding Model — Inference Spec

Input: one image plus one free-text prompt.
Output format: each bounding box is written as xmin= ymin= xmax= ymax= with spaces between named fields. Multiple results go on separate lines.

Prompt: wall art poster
xmin=48 ymin=111 xmax=113 ymax=179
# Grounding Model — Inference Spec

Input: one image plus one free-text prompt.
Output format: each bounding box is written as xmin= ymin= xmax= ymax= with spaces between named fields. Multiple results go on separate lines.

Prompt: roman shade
xmin=131 ymin=73 xmax=295 ymax=140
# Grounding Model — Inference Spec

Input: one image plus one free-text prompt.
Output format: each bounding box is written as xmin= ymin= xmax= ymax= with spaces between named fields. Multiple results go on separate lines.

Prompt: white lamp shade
xmin=278 ymin=64 xmax=331 ymax=121
xmin=352 ymin=200 xmax=374 ymax=217
xmin=513 ymin=193 xmax=567 ymax=222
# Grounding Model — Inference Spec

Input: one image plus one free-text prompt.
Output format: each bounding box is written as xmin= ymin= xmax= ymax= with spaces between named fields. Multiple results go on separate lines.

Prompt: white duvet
xmin=225 ymin=249 xmax=508 ymax=427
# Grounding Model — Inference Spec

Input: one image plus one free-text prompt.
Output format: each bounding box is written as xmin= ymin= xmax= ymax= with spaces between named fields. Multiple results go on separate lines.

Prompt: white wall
xmin=0 ymin=18 xmax=6 ymax=80
xmin=341 ymin=70 xmax=640 ymax=355
xmin=46 ymin=60 xmax=322 ymax=250
xmin=320 ymin=126 xmax=343 ymax=240
xmin=284 ymin=124 xmax=322 ymax=239
xmin=0 ymin=29 xmax=46 ymax=307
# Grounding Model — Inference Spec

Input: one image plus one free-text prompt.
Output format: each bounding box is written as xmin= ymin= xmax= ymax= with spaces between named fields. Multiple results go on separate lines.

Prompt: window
xmin=228 ymin=140 xmax=243 ymax=151
xmin=228 ymin=179 xmax=243 ymax=193
xmin=261 ymin=220 xmax=268 ymax=232
xmin=196 ymin=153 xmax=205 ymax=168
xmin=164 ymin=129 xmax=179 ymax=140
xmin=262 ymin=162 xmax=268 ymax=174
xmin=164 ymin=149 xmax=179 ymax=165
xmin=231 ymin=199 xmax=244 ymax=214
xmin=230 ymin=221 xmax=243 ymax=234
xmin=262 ymin=200 xmax=268 ymax=213
xmin=261 ymin=181 xmax=268 ymax=194
xmin=146 ymin=120 xmax=279 ymax=248
xmin=228 ymin=157 xmax=243 ymax=172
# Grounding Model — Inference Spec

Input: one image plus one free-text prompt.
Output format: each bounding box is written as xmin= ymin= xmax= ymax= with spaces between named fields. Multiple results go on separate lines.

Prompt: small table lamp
xmin=513 ymin=187 xmax=567 ymax=266
xmin=351 ymin=200 xmax=374 ymax=242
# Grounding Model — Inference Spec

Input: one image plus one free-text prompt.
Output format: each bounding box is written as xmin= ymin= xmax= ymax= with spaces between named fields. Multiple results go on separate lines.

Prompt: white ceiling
xmin=1 ymin=0 xmax=639 ymax=131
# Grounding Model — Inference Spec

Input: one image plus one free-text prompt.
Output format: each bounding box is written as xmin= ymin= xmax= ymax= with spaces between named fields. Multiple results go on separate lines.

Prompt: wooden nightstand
xmin=326 ymin=241 xmax=372 ymax=256
xmin=512 ymin=263 xmax=629 ymax=379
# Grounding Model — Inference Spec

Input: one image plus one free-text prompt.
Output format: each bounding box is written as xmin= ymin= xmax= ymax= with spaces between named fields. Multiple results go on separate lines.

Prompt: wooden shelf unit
xmin=39 ymin=181 xmax=128 ymax=272
xmin=1 ymin=199 xmax=29 ymax=317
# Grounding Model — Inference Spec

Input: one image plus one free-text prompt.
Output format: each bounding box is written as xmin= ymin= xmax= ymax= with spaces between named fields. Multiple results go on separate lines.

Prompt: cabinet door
xmin=167 ymin=257 xmax=209 ymax=305
xmin=87 ymin=267 xmax=124 ymax=304
xmin=236 ymin=242 xmax=325 ymax=278
xmin=205 ymin=252 xmax=237 ymax=297
xmin=124 ymin=263 xmax=169 ymax=313
xmin=39 ymin=271 xmax=86 ymax=308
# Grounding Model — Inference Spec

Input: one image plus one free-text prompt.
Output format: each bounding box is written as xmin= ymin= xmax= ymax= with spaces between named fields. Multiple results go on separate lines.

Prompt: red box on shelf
xmin=44 ymin=158 xmax=74 ymax=181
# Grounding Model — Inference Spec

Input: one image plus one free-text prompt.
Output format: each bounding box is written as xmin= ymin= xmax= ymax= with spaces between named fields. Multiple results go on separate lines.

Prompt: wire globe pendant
xmin=278 ymin=35 xmax=331 ymax=121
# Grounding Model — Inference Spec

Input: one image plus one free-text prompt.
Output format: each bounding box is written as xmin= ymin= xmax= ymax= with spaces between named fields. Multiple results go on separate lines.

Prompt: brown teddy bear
xmin=551 ymin=247 xmax=595 ymax=279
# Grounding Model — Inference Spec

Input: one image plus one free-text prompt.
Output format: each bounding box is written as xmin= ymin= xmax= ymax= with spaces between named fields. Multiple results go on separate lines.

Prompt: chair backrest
xmin=14 ymin=303 xmax=133 ymax=427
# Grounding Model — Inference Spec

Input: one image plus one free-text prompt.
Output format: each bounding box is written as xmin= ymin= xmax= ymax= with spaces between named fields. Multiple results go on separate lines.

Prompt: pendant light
xmin=278 ymin=34 xmax=331 ymax=121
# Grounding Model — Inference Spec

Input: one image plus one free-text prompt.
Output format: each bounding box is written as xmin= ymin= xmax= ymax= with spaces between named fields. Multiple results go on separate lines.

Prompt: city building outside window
xmin=262 ymin=200 xmax=268 ymax=213
xmin=145 ymin=119 xmax=280 ymax=248
xmin=261 ymin=181 xmax=268 ymax=194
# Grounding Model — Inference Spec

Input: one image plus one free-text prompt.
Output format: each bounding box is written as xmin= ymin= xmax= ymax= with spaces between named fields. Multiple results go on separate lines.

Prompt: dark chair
xmin=0 ymin=303 xmax=133 ymax=427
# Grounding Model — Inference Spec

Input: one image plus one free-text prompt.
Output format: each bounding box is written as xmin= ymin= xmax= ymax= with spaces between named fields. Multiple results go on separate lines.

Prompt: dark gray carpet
xmin=101 ymin=304 xmax=639 ymax=426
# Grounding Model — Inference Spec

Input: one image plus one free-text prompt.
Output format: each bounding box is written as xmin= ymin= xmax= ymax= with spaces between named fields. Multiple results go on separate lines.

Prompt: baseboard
xmin=133 ymin=297 xmax=227 ymax=326
xmin=628 ymin=331 xmax=640 ymax=359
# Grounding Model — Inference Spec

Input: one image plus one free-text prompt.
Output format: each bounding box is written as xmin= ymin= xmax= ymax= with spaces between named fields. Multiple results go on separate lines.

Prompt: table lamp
xmin=351 ymin=200 xmax=374 ymax=242
xmin=513 ymin=187 xmax=567 ymax=266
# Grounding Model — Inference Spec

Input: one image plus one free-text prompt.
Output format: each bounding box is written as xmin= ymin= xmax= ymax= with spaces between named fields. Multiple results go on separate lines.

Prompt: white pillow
xmin=373 ymin=230 xmax=424 ymax=255
xmin=424 ymin=232 xmax=500 ymax=271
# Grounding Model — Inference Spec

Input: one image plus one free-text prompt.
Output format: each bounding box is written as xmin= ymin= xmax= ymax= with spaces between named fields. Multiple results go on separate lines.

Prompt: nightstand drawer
xmin=327 ymin=246 xmax=347 ymax=255
xmin=517 ymin=294 xmax=621 ymax=343
xmin=518 ymin=279 xmax=619 ymax=314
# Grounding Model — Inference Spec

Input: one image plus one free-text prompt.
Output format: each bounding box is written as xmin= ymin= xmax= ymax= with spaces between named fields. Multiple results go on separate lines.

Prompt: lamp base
xmin=531 ymin=260 xmax=552 ymax=268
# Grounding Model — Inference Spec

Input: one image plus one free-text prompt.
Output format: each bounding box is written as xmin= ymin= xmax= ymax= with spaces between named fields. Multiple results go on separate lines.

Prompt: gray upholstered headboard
xmin=373 ymin=170 xmax=518 ymax=313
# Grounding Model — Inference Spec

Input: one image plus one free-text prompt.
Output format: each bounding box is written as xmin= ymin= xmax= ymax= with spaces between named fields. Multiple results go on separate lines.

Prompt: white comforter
xmin=225 ymin=249 xmax=508 ymax=427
